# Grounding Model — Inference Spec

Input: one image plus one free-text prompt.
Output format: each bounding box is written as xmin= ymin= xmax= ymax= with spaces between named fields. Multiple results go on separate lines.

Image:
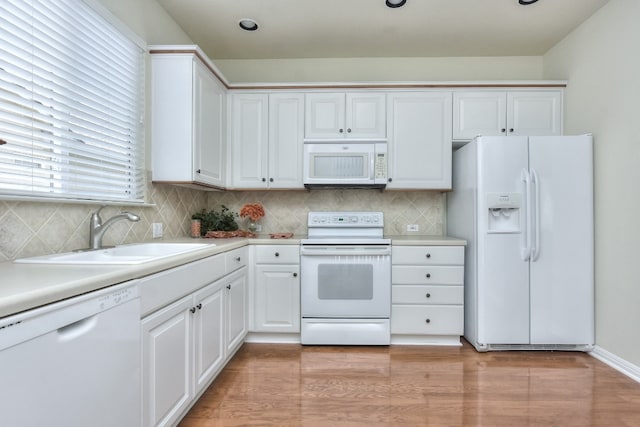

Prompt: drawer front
xmin=139 ymin=254 xmax=225 ymax=317
xmin=391 ymin=305 xmax=463 ymax=335
xmin=392 ymin=246 xmax=464 ymax=265
xmin=254 ymin=245 xmax=300 ymax=264
xmin=226 ymin=246 xmax=249 ymax=272
xmin=392 ymin=266 xmax=464 ymax=285
xmin=392 ymin=285 xmax=463 ymax=305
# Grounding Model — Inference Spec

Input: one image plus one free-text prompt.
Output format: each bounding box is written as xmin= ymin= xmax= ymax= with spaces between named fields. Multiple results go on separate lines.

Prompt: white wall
xmin=96 ymin=0 xmax=192 ymax=44
xmin=544 ymin=0 xmax=640 ymax=366
xmin=215 ymin=56 xmax=543 ymax=83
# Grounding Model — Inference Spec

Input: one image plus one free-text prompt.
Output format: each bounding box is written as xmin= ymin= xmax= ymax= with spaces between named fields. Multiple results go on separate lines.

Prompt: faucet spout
xmin=89 ymin=207 xmax=140 ymax=250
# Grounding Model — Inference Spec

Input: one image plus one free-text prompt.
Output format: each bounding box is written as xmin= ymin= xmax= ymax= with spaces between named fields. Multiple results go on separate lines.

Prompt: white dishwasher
xmin=0 ymin=281 xmax=141 ymax=427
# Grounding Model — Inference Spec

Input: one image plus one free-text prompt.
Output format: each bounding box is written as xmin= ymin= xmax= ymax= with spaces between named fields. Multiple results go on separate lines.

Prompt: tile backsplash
xmin=0 ymin=180 xmax=207 ymax=262
xmin=208 ymin=190 xmax=445 ymax=237
xmin=0 ymin=183 xmax=445 ymax=261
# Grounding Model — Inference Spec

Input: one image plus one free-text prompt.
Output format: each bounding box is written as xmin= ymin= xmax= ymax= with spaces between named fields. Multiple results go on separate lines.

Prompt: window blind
xmin=0 ymin=0 xmax=145 ymax=203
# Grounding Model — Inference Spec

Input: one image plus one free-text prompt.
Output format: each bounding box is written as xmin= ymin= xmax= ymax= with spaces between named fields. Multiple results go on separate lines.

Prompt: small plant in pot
xmin=191 ymin=205 xmax=239 ymax=236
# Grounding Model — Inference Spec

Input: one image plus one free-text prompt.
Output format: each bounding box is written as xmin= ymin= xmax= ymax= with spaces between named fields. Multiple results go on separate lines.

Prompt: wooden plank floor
xmin=180 ymin=341 xmax=640 ymax=426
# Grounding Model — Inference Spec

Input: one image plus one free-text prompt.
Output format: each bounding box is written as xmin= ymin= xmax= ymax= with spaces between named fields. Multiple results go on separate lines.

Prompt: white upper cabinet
xmin=151 ymin=53 xmax=226 ymax=188
xmin=453 ymin=90 xmax=562 ymax=140
xmin=230 ymin=93 xmax=269 ymax=188
xmin=386 ymin=92 xmax=453 ymax=190
xmin=305 ymin=92 xmax=386 ymax=140
xmin=268 ymin=93 xmax=305 ymax=188
xmin=230 ymin=93 xmax=304 ymax=189
xmin=507 ymin=91 xmax=563 ymax=136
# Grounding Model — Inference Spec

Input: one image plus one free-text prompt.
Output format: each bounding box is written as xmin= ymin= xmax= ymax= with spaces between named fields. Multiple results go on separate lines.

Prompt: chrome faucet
xmin=89 ymin=206 xmax=140 ymax=249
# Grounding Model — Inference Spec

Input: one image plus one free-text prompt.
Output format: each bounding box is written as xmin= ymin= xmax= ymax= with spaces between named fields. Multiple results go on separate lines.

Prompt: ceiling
xmin=157 ymin=0 xmax=610 ymax=61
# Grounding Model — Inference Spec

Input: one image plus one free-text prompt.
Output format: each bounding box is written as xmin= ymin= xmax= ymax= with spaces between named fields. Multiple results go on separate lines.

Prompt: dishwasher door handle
xmin=57 ymin=315 xmax=99 ymax=342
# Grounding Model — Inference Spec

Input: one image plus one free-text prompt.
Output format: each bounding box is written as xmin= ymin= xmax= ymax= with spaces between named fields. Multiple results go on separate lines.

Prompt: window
xmin=0 ymin=0 xmax=145 ymax=203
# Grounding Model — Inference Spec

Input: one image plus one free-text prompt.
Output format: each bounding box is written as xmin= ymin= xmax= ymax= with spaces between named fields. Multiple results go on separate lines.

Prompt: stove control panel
xmin=308 ymin=212 xmax=384 ymax=227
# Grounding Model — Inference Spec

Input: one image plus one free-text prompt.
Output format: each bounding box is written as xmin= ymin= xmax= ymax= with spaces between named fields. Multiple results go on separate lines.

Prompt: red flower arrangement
xmin=239 ymin=203 xmax=265 ymax=221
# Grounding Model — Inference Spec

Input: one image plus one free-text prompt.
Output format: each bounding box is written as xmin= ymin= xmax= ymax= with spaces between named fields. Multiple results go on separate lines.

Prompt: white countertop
xmin=0 ymin=234 xmax=465 ymax=319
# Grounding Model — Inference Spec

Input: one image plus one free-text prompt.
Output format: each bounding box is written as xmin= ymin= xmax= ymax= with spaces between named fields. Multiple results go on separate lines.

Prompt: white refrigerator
xmin=447 ymin=135 xmax=594 ymax=351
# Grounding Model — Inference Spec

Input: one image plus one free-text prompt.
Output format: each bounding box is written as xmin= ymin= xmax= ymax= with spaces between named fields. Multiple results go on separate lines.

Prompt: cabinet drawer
xmin=392 ymin=285 xmax=463 ymax=305
xmin=392 ymin=246 xmax=464 ymax=265
xmin=254 ymin=245 xmax=300 ymax=264
xmin=391 ymin=305 xmax=463 ymax=335
xmin=139 ymin=254 xmax=226 ymax=317
xmin=392 ymin=266 xmax=463 ymax=285
xmin=226 ymin=246 xmax=249 ymax=272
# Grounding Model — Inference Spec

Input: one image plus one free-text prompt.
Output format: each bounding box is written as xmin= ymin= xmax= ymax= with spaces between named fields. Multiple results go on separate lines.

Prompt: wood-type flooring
xmin=180 ymin=341 xmax=640 ymax=426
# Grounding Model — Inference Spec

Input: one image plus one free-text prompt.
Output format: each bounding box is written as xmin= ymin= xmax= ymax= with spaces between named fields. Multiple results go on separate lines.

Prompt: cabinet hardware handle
xmin=426 ymin=293 xmax=431 ymax=298
xmin=293 ymin=272 xmax=298 ymax=277
xmin=425 ymin=253 xmax=431 ymax=258
xmin=388 ymin=178 xmax=392 ymax=182
xmin=501 ymin=128 xmax=506 ymax=133
xmin=425 ymin=318 xmax=431 ymax=324
xmin=347 ymin=128 xmax=352 ymax=133
xmin=226 ymin=284 xmax=231 ymax=290
xmin=275 ymin=252 xmax=280 ymax=257
xmin=235 ymin=257 xmax=241 ymax=262
xmin=269 ymin=178 xmax=274 ymax=182
xmin=262 ymin=177 xmax=266 ymax=182
xmin=509 ymin=128 xmax=514 ymax=133
xmin=190 ymin=307 xmax=196 ymax=314
xmin=426 ymin=273 xmax=431 ymax=278
xmin=339 ymin=128 xmax=344 ymax=133
xmin=196 ymin=303 xmax=202 ymax=310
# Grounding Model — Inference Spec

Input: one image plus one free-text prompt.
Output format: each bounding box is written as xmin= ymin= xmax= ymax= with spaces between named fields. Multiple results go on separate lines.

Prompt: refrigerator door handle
xmin=531 ymin=168 xmax=541 ymax=261
xmin=521 ymin=168 xmax=532 ymax=261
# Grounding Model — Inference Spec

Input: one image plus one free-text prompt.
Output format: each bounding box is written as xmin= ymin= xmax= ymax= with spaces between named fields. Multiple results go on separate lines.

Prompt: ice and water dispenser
xmin=486 ymin=193 xmax=522 ymax=233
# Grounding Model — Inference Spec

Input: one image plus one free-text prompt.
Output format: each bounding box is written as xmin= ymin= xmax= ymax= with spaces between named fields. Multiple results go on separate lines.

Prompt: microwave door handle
xmin=369 ymin=152 xmax=375 ymax=180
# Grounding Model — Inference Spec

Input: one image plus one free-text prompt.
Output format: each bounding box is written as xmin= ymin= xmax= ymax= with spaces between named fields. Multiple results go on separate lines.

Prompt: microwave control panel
xmin=375 ymin=153 xmax=387 ymax=179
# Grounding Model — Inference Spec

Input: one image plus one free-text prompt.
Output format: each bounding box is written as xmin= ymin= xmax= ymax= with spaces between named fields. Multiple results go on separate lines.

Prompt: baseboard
xmin=244 ymin=332 xmax=301 ymax=344
xmin=591 ymin=345 xmax=640 ymax=383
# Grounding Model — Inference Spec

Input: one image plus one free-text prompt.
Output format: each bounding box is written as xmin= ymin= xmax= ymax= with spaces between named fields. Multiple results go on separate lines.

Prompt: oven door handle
xmin=300 ymin=245 xmax=391 ymax=257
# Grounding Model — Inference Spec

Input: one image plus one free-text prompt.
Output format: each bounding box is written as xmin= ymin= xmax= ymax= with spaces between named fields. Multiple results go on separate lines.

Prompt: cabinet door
xmin=225 ymin=268 xmax=248 ymax=354
xmin=231 ymin=93 xmax=269 ymax=188
xmin=192 ymin=281 xmax=225 ymax=395
xmin=193 ymin=60 xmax=225 ymax=187
xmin=150 ymin=55 xmax=194 ymax=182
xmin=254 ymin=265 xmax=300 ymax=333
xmin=305 ymin=93 xmax=345 ymax=139
xmin=453 ymin=91 xmax=506 ymax=140
xmin=387 ymin=92 xmax=453 ymax=189
xmin=345 ymin=92 xmax=386 ymax=139
xmin=507 ymin=91 xmax=562 ymax=136
xmin=268 ymin=93 xmax=304 ymax=188
xmin=142 ymin=297 xmax=193 ymax=427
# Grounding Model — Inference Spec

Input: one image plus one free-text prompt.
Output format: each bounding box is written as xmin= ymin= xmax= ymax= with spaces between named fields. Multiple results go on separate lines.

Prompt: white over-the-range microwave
xmin=303 ymin=141 xmax=388 ymax=189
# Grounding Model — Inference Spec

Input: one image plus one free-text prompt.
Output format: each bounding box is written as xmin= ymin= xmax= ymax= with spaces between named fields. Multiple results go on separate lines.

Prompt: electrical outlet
xmin=254 ymin=224 xmax=262 ymax=232
xmin=407 ymin=224 xmax=419 ymax=232
xmin=152 ymin=223 xmax=163 ymax=238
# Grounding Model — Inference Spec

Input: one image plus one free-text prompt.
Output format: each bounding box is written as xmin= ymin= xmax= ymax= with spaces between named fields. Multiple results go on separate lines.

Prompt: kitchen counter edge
xmin=0 ymin=234 xmax=465 ymax=318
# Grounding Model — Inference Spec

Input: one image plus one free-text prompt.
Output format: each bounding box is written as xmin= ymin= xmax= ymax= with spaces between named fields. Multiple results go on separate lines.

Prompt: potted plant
xmin=239 ymin=202 xmax=265 ymax=233
xmin=191 ymin=205 xmax=239 ymax=237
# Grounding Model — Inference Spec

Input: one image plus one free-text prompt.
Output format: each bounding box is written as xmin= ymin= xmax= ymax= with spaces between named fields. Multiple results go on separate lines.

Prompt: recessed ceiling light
xmin=518 ymin=0 xmax=539 ymax=4
xmin=238 ymin=18 xmax=258 ymax=31
xmin=385 ymin=0 xmax=407 ymax=8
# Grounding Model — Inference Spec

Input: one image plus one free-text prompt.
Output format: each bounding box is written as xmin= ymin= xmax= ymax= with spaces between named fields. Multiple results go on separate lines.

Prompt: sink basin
xmin=14 ymin=243 xmax=212 ymax=265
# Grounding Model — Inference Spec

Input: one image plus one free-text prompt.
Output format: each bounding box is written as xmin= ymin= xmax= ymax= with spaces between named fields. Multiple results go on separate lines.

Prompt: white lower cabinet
xmin=142 ymin=280 xmax=225 ymax=427
xmin=140 ymin=250 xmax=248 ymax=427
xmin=391 ymin=245 xmax=465 ymax=345
xmin=250 ymin=245 xmax=300 ymax=337
xmin=225 ymin=268 xmax=248 ymax=354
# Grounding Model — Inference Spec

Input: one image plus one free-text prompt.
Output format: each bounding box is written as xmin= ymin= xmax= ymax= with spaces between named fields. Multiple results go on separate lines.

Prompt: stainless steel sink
xmin=14 ymin=242 xmax=212 ymax=265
